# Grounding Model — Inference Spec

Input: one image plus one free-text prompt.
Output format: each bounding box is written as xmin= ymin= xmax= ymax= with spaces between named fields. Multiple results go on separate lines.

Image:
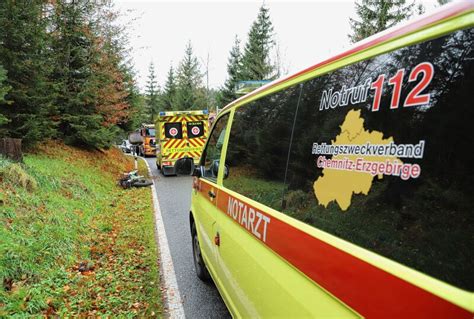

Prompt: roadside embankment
xmin=0 ymin=141 xmax=161 ymax=317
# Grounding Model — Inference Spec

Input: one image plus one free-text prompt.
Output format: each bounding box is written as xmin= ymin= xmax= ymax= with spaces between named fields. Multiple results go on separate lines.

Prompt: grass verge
xmin=0 ymin=141 xmax=162 ymax=317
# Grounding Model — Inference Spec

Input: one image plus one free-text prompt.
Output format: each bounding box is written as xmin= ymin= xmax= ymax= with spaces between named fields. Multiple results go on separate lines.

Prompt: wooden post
xmin=0 ymin=138 xmax=23 ymax=162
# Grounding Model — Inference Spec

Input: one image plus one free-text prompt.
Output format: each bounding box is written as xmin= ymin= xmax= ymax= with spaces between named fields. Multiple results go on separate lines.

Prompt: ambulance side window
xmin=223 ymin=85 xmax=300 ymax=211
xmin=283 ymin=28 xmax=474 ymax=291
xmin=201 ymin=114 xmax=230 ymax=181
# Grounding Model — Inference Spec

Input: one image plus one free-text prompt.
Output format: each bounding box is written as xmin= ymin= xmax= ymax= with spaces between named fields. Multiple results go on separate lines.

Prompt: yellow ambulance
xmin=155 ymin=110 xmax=209 ymax=176
xmin=176 ymin=2 xmax=474 ymax=318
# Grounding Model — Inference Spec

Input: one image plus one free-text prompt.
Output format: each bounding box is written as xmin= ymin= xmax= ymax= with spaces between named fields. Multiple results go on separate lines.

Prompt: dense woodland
xmin=0 ymin=0 xmax=434 ymax=149
xmin=0 ymin=0 xmax=143 ymax=148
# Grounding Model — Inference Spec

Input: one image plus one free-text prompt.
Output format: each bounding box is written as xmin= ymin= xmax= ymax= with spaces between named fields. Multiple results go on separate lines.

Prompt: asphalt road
xmin=145 ymin=157 xmax=230 ymax=319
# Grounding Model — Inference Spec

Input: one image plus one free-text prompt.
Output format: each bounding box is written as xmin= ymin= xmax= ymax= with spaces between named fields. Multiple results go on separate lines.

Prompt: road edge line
xmin=141 ymin=157 xmax=186 ymax=319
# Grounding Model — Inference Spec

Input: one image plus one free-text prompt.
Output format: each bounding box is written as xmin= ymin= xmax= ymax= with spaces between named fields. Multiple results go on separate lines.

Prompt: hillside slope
xmin=0 ymin=142 xmax=161 ymax=317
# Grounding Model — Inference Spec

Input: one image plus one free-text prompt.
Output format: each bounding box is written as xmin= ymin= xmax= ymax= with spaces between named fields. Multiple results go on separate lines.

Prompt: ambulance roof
xmin=158 ymin=110 xmax=209 ymax=117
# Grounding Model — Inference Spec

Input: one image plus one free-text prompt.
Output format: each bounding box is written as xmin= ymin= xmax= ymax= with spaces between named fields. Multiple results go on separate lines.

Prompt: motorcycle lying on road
xmin=118 ymin=170 xmax=153 ymax=189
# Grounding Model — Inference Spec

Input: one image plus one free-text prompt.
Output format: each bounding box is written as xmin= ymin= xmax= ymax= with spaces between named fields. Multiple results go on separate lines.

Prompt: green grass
xmin=225 ymin=173 xmax=285 ymax=211
xmin=0 ymin=143 xmax=162 ymax=317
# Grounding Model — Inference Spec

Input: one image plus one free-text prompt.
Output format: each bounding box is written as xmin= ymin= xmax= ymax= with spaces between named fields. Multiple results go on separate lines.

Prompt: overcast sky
xmin=116 ymin=0 xmax=439 ymax=92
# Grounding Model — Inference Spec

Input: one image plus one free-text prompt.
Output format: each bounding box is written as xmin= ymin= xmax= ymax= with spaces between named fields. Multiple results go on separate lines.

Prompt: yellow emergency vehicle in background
xmin=155 ymin=110 xmax=209 ymax=176
xmin=138 ymin=123 xmax=156 ymax=157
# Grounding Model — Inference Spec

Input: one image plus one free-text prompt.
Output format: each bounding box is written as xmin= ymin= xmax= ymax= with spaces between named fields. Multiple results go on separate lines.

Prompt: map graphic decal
xmin=313 ymin=109 xmax=399 ymax=211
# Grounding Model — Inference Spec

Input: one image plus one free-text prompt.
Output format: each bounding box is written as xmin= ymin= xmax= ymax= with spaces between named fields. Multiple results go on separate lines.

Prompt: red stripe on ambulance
xmin=198 ymin=179 xmax=471 ymax=318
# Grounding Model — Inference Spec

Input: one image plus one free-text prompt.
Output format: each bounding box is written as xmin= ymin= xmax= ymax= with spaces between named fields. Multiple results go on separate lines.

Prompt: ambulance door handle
xmin=208 ymin=191 xmax=216 ymax=199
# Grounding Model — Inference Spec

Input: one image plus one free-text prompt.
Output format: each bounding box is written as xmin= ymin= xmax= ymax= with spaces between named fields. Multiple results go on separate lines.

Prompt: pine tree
xmin=240 ymin=4 xmax=276 ymax=81
xmin=93 ymin=2 xmax=131 ymax=131
xmin=416 ymin=3 xmax=425 ymax=15
xmin=92 ymin=46 xmax=129 ymax=131
xmin=218 ymin=35 xmax=243 ymax=107
xmin=122 ymin=67 xmax=146 ymax=132
xmin=161 ymin=65 xmax=177 ymax=111
xmin=0 ymin=0 xmax=137 ymax=148
xmin=0 ymin=0 xmax=56 ymax=144
xmin=437 ymin=0 xmax=451 ymax=6
xmin=0 ymin=65 xmax=9 ymax=102
xmin=349 ymin=0 xmax=415 ymax=43
xmin=175 ymin=41 xmax=205 ymax=110
xmin=52 ymin=0 xmax=102 ymax=147
xmin=94 ymin=1 xmax=141 ymax=138
xmin=0 ymin=65 xmax=11 ymax=126
xmin=146 ymin=62 xmax=160 ymax=121
xmin=52 ymin=0 xmax=129 ymax=148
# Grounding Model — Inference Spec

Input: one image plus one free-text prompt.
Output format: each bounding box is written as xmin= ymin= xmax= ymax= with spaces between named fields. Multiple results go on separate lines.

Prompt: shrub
xmin=0 ymin=161 xmax=38 ymax=191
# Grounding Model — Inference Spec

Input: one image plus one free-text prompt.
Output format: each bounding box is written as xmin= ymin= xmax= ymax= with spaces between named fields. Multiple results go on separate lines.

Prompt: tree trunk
xmin=0 ymin=138 xmax=23 ymax=162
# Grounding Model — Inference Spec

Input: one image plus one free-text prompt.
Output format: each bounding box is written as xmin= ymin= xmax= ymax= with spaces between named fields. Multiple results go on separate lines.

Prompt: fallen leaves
xmin=59 ymin=178 xmax=162 ymax=317
xmin=2 ymin=143 xmax=162 ymax=317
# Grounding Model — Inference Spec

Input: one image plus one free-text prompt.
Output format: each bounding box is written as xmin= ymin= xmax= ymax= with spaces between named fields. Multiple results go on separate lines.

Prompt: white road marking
xmin=141 ymin=157 xmax=186 ymax=319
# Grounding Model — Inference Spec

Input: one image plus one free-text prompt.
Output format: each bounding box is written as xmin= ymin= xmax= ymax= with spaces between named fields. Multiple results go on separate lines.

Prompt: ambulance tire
xmin=191 ymin=221 xmax=211 ymax=282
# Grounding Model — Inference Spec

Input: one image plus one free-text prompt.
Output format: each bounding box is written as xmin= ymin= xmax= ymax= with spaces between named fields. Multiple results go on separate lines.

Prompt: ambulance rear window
xmin=187 ymin=121 xmax=204 ymax=138
xmin=146 ymin=128 xmax=155 ymax=137
xmin=164 ymin=122 xmax=182 ymax=139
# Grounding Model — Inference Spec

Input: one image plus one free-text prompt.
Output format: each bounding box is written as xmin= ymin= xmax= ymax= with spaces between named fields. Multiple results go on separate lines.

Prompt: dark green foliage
xmin=0 ymin=0 xmax=57 ymax=145
xmin=120 ymin=67 xmax=146 ymax=133
xmin=52 ymin=1 xmax=112 ymax=148
xmin=145 ymin=62 xmax=160 ymax=121
xmin=175 ymin=41 xmax=206 ymax=110
xmin=161 ymin=66 xmax=177 ymax=111
xmin=217 ymin=35 xmax=243 ymax=108
xmin=61 ymin=114 xmax=119 ymax=149
xmin=349 ymin=0 xmax=415 ymax=43
xmin=0 ymin=65 xmax=11 ymax=126
xmin=0 ymin=65 xmax=10 ymax=103
xmin=217 ymin=4 xmax=277 ymax=108
xmin=0 ymin=0 xmax=141 ymax=149
xmin=240 ymin=4 xmax=276 ymax=81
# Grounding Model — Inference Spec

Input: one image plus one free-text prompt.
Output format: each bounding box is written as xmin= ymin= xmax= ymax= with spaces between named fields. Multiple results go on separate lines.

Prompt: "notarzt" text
xmin=227 ymin=197 xmax=271 ymax=242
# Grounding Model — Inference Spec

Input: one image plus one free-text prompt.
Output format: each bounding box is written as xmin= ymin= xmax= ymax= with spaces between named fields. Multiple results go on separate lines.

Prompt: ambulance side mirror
xmin=193 ymin=166 xmax=202 ymax=178
xmin=210 ymin=160 xmax=219 ymax=177
xmin=210 ymin=160 xmax=229 ymax=179
xmin=223 ymin=165 xmax=229 ymax=179
xmin=175 ymin=158 xmax=195 ymax=176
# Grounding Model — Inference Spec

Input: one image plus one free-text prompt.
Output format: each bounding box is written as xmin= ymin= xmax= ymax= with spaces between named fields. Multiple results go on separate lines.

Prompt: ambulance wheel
xmin=191 ymin=221 xmax=210 ymax=282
